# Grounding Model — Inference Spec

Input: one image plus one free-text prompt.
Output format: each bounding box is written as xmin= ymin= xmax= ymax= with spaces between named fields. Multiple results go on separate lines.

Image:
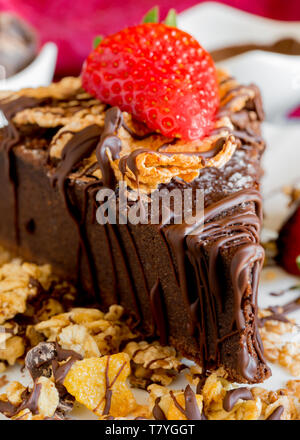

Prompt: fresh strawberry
xmin=81 ymin=23 xmax=219 ymax=141
xmin=277 ymin=203 xmax=300 ymax=275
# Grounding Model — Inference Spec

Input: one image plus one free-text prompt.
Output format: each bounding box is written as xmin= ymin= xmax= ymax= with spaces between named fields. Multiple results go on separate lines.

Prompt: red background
xmin=1 ymin=0 xmax=300 ymax=77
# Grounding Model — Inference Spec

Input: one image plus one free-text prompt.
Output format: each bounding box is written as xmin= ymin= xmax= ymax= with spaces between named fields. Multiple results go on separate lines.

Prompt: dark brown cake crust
xmin=0 ymin=77 xmax=271 ymax=383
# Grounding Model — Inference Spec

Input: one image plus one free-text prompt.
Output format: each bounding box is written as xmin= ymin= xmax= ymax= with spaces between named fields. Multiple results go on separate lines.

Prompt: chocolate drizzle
xmin=211 ymin=38 xmax=300 ymax=62
xmin=266 ymin=405 xmax=284 ymax=420
xmin=223 ymin=387 xmax=253 ymax=412
xmin=96 ymin=107 xmax=123 ymax=188
xmin=0 ymin=96 xmax=45 ymax=243
xmin=0 ymin=342 xmax=82 ymax=419
xmin=163 ymin=189 xmax=268 ymax=381
xmin=153 ymin=397 xmax=167 ymax=420
xmin=153 ymin=385 xmax=205 ymax=420
xmin=51 ymin=124 xmax=102 ymax=190
xmin=93 ymin=355 xmax=127 ymax=416
xmin=22 ymin=341 xmax=82 ymax=418
xmin=258 ymin=295 xmax=300 ymax=327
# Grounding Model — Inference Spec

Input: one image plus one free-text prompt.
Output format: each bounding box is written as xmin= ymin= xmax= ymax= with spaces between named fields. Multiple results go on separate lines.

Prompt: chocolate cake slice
xmin=0 ymin=73 xmax=271 ymax=383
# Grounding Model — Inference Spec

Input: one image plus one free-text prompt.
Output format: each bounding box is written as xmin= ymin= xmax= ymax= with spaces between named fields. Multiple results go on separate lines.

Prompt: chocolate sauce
xmin=94 ymin=355 xmax=127 ymax=416
xmin=182 ymin=385 xmax=203 ymax=420
xmin=96 ymin=107 xmax=123 ymax=188
xmin=50 ymin=125 xmax=105 ymax=298
xmin=153 ymin=385 xmax=204 ymax=420
xmin=266 ymin=405 xmax=284 ymax=420
xmin=223 ymin=387 xmax=253 ymax=412
xmin=258 ymin=294 xmax=300 ymax=327
xmin=153 ymin=397 xmax=167 ymax=420
xmin=164 ymin=189 xmax=266 ymax=380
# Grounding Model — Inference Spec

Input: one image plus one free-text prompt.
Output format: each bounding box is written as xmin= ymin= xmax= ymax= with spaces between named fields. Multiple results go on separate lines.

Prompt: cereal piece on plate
xmin=0 ymin=259 xmax=51 ymax=324
xmin=34 ymin=306 xmax=136 ymax=356
xmin=148 ymin=383 xmax=204 ymax=420
xmin=63 ymin=353 xmax=137 ymax=417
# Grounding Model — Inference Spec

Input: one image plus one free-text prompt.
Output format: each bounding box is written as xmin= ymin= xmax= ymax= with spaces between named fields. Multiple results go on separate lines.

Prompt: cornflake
xmin=63 ymin=353 xmax=137 ymax=418
xmin=148 ymin=383 xmax=204 ymax=420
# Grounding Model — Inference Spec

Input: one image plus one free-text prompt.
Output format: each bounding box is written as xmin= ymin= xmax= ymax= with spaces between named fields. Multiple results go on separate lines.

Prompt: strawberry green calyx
xmin=296 ymin=255 xmax=300 ymax=272
xmin=164 ymin=9 xmax=177 ymax=27
xmin=93 ymin=35 xmax=103 ymax=49
xmin=142 ymin=7 xmax=159 ymax=24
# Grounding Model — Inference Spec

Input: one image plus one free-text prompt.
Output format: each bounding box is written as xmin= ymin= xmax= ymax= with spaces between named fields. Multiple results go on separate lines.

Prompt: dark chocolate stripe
xmin=163 ymin=189 xmax=266 ymax=381
xmin=153 ymin=397 xmax=167 ymax=420
xmin=266 ymin=405 xmax=284 ymax=420
xmin=0 ymin=96 xmax=46 ymax=244
xmin=223 ymin=387 xmax=253 ymax=412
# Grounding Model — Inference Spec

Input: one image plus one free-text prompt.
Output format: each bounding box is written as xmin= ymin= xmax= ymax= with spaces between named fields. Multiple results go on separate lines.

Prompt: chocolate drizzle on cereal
xmin=258 ymin=295 xmax=300 ymax=327
xmin=266 ymin=405 xmax=284 ymax=420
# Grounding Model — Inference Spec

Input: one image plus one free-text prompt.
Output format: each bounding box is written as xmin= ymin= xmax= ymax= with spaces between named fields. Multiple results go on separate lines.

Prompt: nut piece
xmin=0 ymin=336 xmax=25 ymax=365
xmin=124 ymin=341 xmax=182 ymax=388
xmin=0 ymin=259 xmax=51 ymax=324
xmin=259 ymin=310 xmax=300 ymax=377
xmin=35 ymin=376 xmax=59 ymax=418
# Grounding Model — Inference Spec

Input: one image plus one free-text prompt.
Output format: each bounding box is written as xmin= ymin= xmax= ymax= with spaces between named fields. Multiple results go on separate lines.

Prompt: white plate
xmin=0 ymin=42 xmax=57 ymax=92
xmin=179 ymin=2 xmax=300 ymax=122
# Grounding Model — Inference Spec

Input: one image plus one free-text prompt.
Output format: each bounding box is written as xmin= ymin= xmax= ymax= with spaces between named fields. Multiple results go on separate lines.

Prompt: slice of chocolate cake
xmin=0 ymin=71 xmax=270 ymax=383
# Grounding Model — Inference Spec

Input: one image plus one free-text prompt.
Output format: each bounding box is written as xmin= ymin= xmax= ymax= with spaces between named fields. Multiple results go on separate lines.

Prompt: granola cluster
xmin=124 ymin=341 xmax=183 ymax=388
xmin=0 ymin=249 xmax=299 ymax=421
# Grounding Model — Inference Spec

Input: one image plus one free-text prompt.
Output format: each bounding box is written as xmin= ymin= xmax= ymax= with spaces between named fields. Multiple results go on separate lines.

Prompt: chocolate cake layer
xmin=0 ymin=76 xmax=271 ymax=383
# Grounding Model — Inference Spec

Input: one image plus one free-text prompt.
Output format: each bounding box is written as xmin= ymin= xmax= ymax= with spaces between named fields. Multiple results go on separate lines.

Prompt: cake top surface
xmin=0 ymin=71 xmax=264 ymax=194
